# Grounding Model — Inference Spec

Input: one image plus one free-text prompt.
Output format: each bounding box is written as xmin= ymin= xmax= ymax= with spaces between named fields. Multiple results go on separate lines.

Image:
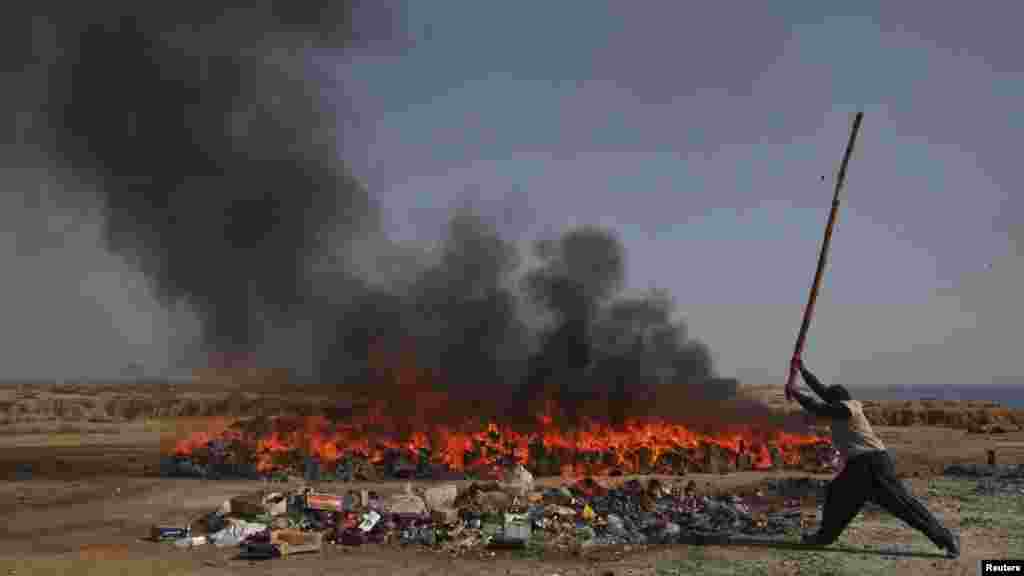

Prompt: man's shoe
xmin=945 ymin=532 xmax=960 ymax=559
xmin=801 ymin=532 xmax=820 ymax=546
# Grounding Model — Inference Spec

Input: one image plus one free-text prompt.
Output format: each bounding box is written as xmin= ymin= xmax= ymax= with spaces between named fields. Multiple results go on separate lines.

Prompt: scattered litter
xmin=173 ymin=535 xmax=207 ymax=549
xmin=207 ymin=519 xmax=268 ymax=548
xmin=150 ymin=525 xmax=190 ymax=542
xmin=239 ymin=541 xmax=280 ymax=560
xmin=272 ymin=529 xmax=323 ymax=556
xmin=193 ymin=511 xmax=227 ymax=535
xmin=151 ymin=466 xmax=818 ymax=561
xmin=503 ymin=511 xmax=531 ymax=542
xmin=306 ymin=492 xmax=344 ymax=512
xmin=14 ymin=464 xmax=33 ymax=481
xmin=581 ymin=504 xmax=595 ymax=522
xmin=358 ymin=510 xmax=381 ymax=532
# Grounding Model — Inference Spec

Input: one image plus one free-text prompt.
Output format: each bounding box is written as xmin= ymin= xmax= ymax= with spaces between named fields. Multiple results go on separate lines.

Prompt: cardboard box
xmin=272 ymin=530 xmax=323 ymax=556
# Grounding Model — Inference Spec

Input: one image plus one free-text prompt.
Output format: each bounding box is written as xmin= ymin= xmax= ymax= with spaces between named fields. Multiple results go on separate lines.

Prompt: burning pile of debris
xmin=162 ymin=414 xmax=837 ymax=482
xmin=151 ymin=467 xmax=827 ymax=560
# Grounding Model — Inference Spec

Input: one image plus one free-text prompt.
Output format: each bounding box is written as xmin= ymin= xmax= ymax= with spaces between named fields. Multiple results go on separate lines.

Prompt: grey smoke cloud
xmin=1 ymin=2 xmax=728 ymax=425
xmin=3 ymin=1 xmax=397 ymax=380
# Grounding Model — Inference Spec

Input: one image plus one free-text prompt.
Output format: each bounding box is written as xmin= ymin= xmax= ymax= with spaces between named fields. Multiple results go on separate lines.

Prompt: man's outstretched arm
xmin=799 ymin=364 xmax=831 ymax=400
xmin=792 ymin=388 xmax=851 ymax=419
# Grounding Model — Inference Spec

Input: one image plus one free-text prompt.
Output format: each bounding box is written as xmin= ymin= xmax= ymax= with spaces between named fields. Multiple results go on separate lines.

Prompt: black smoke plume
xmin=517 ymin=227 xmax=730 ymax=425
xmin=521 ymin=227 xmax=624 ymax=424
xmin=407 ymin=207 xmax=528 ymax=394
xmin=4 ymin=2 xmax=741 ymax=424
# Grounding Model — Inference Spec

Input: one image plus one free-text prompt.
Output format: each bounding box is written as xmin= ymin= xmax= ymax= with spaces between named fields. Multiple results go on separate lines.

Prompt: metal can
xmin=151 ymin=525 xmax=190 ymax=541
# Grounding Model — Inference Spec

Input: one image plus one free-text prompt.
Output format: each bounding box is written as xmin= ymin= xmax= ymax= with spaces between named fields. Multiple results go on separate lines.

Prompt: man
xmin=787 ymin=356 xmax=960 ymax=558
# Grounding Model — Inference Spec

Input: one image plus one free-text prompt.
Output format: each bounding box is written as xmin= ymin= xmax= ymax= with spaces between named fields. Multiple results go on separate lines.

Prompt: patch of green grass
xmin=927 ymin=477 xmax=1024 ymax=554
xmin=836 ymin=477 xmax=1024 ymax=557
xmin=782 ymin=523 xmax=802 ymax=539
xmin=657 ymin=548 xmax=771 ymax=576
xmin=926 ymin=477 xmax=980 ymax=502
xmin=659 ymin=479 xmax=997 ymax=576
xmin=784 ymin=516 xmax=939 ymax=574
xmin=850 ymin=509 xmax=909 ymax=531
xmin=960 ymin=515 xmax=994 ymax=530
xmin=774 ymin=547 xmax=918 ymax=576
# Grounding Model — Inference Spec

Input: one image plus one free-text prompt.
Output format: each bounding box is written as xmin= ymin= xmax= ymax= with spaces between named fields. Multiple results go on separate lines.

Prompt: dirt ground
xmin=0 ymin=418 xmax=1021 ymax=576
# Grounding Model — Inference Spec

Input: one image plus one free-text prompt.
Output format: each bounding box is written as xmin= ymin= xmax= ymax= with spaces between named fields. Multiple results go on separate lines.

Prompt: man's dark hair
xmin=825 ymin=385 xmax=852 ymax=403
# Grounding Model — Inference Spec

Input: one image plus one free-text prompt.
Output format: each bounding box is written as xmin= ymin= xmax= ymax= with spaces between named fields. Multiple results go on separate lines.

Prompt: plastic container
xmin=151 ymin=525 xmax=190 ymax=541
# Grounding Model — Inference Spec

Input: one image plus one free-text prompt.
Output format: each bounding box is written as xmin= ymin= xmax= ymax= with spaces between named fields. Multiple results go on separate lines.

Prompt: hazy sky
xmin=320 ymin=1 xmax=1022 ymax=387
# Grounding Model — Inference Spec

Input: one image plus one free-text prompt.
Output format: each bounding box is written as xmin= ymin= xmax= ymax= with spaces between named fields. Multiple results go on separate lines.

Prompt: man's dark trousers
xmin=811 ymin=450 xmax=954 ymax=548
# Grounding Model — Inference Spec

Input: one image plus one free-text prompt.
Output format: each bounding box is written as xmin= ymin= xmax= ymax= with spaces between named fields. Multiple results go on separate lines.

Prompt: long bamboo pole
xmin=785 ymin=112 xmax=864 ymax=400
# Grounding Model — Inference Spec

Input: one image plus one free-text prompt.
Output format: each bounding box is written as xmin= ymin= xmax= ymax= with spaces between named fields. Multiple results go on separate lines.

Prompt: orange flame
xmin=172 ymin=343 xmax=830 ymax=476
xmin=169 ymin=407 xmax=826 ymax=476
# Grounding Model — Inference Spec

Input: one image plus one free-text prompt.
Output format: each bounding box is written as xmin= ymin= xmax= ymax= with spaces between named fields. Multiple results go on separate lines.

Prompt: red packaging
xmin=305 ymin=492 xmax=343 ymax=512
